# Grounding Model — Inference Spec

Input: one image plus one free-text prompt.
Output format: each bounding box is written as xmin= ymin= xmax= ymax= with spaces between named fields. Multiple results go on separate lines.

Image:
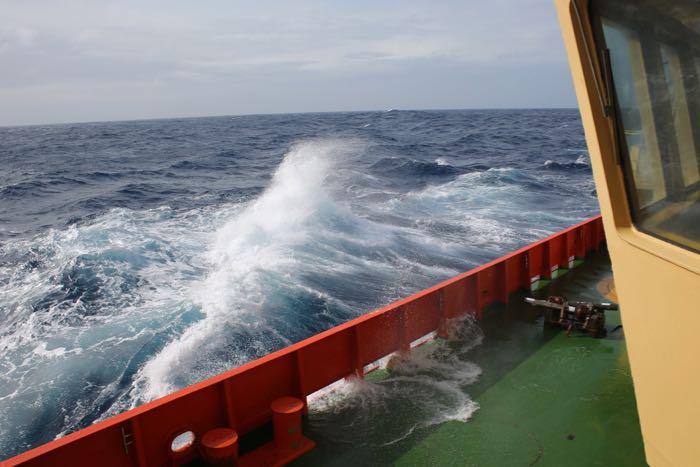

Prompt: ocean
xmin=0 ymin=109 xmax=597 ymax=457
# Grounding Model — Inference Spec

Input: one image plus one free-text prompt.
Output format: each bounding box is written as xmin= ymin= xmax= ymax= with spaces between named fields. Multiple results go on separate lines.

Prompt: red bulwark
xmin=1 ymin=216 xmax=604 ymax=467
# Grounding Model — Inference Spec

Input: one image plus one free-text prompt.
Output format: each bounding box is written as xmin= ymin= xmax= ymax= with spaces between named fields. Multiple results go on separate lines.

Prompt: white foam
xmin=0 ymin=203 xmax=219 ymax=440
xmin=544 ymin=154 xmax=590 ymax=167
xmin=134 ymin=138 xmax=486 ymax=401
xmin=0 ymin=135 xmax=597 ymax=452
xmin=575 ymin=153 xmax=591 ymax=165
xmin=307 ymin=316 xmax=484 ymax=447
xmin=136 ymin=140 xmax=359 ymax=399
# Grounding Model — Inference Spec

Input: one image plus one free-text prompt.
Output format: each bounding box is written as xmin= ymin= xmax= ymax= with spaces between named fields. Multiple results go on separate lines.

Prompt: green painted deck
xmin=293 ymin=254 xmax=647 ymax=466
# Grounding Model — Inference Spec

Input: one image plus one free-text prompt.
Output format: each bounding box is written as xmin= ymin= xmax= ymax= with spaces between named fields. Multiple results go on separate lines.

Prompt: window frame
xmin=589 ymin=0 xmax=700 ymax=255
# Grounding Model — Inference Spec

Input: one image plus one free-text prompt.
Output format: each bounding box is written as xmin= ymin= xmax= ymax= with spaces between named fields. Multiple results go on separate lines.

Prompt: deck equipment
xmin=525 ymin=296 xmax=617 ymax=337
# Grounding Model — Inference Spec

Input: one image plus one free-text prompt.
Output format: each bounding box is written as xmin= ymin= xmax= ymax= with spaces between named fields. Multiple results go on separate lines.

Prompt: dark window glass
xmin=593 ymin=0 xmax=700 ymax=253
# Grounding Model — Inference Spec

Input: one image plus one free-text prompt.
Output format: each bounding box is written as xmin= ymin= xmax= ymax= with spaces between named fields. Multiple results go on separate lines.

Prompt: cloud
xmin=0 ymin=26 xmax=36 ymax=54
xmin=0 ymin=0 xmax=574 ymax=125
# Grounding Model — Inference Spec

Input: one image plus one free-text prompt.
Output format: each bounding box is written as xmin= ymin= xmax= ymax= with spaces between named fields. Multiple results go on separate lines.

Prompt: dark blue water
xmin=0 ymin=109 xmax=596 ymax=457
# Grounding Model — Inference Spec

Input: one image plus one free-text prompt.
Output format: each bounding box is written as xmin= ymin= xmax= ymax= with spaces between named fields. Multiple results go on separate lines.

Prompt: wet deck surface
xmin=293 ymin=253 xmax=646 ymax=466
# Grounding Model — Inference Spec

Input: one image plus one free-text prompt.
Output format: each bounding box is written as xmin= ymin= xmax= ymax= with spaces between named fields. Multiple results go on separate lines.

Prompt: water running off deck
xmin=294 ymin=253 xmax=645 ymax=466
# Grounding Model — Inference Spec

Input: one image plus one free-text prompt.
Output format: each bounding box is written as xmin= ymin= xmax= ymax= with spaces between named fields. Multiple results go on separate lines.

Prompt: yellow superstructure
xmin=556 ymin=0 xmax=700 ymax=466
xmin=557 ymin=1 xmax=700 ymax=466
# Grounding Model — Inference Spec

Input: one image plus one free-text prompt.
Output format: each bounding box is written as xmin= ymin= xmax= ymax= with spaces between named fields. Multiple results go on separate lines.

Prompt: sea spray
xmin=137 ymin=140 xmax=356 ymax=400
xmin=0 ymin=109 xmax=596 ymax=457
xmin=306 ymin=315 xmax=484 ymax=448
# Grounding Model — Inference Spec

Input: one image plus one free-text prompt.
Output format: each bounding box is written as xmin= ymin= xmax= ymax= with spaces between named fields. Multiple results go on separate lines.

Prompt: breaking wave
xmin=0 ymin=109 xmax=597 ymax=457
xmin=544 ymin=153 xmax=591 ymax=171
xmin=135 ymin=141 xmax=362 ymax=399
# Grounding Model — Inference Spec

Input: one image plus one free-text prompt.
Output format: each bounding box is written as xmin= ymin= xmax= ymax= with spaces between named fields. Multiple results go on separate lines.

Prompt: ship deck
xmin=293 ymin=253 xmax=647 ymax=466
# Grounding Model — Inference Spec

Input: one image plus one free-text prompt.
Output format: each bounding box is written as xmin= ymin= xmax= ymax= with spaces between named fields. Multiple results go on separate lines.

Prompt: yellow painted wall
xmin=556 ymin=1 xmax=700 ymax=466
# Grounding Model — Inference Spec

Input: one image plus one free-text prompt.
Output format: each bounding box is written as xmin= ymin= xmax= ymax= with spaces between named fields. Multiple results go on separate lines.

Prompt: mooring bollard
xmin=270 ymin=396 xmax=304 ymax=453
xmin=201 ymin=427 xmax=238 ymax=465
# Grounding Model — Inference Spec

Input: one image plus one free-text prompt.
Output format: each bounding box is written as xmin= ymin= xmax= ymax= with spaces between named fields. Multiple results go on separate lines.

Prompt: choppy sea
xmin=0 ymin=109 xmax=597 ymax=457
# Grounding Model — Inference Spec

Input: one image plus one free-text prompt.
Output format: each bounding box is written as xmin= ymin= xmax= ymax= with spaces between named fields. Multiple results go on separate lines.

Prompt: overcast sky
xmin=0 ymin=0 xmax=576 ymax=126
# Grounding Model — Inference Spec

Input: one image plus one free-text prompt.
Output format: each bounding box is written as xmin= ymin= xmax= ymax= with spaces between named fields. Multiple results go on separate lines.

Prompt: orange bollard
xmin=201 ymin=428 xmax=238 ymax=465
xmin=270 ymin=396 xmax=304 ymax=453
xmin=237 ymin=396 xmax=314 ymax=465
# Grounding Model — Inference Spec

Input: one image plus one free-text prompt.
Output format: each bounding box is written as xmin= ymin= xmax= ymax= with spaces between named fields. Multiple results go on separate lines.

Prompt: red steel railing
xmin=2 ymin=216 xmax=605 ymax=467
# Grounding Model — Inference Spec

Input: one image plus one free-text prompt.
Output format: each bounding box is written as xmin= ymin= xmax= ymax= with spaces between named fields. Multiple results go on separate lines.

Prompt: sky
xmin=0 ymin=0 xmax=577 ymax=126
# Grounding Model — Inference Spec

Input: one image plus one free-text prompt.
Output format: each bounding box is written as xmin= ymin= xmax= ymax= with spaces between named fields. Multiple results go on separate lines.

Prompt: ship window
xmin=660 ymin=45 xmax=700 ymax=187
xmin=593 ymin=0 xmax=700 ymax=253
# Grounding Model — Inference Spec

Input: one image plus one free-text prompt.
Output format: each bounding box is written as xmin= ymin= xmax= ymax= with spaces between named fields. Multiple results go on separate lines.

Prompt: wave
xmin=369 ymin=157 xmax=465 ymax=178
xmin=0 ymin=150 xmax=597 ymax=456
xmin=0 ymin=177 xmax=88 ymax=198
xmin=0 ymin=205 xmax=217 ymax=452
xmin=132 ymin=139 xmax=487 ymax=402
xmin=135 ymin=140 xmax=370 ymax=400
xmin=543 ymin=154 xmax=591 ymax=171
xmin=2 ymin=137 xmax=497 ymax=452
xmin=0 ymin=109 xmax=598 ymax=456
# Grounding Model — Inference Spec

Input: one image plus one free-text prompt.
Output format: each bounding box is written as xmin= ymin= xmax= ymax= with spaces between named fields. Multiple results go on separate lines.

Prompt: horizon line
xmin=1 ymin=106 xmax=579 ymax=129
